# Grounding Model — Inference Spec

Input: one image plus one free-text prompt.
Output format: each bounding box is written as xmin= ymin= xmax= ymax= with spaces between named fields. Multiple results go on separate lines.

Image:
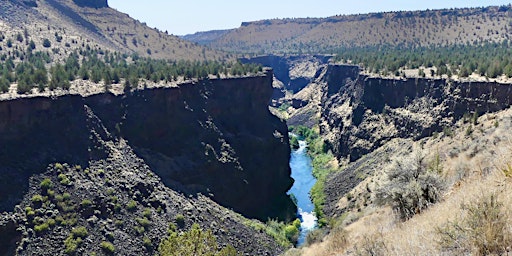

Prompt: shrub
xmin=64 ymin=235 xmax=82 ymax=254
xmin=80 ymin=199 xmax=93 ymax=208
xmin=63 ymin=193 xmax=71 ymax=200
xmin=354 ymin=234 xmax=388 ymax=256
xmin=437 ymin=192 xmax=512 ymax=255
xmin=40 ymin=178 xmax=53 ymax=190
xmin=0 ymin=77 xmax=9 ymax=93
xmin=42 ymin=39 xmax=51 ymax=48
xmin=58 ymin=173 xmax=71 ymax=185
xmin=100 ymin=241 xmax=115 ymax=254
xmin=143 ymin=208 xmax=151 ymax=218
xmin=34 ymin=222 xmax=49 ymax=233
xmin=376 ymin=151 xmax=445 ymax=220
xmin=143 ymin=236 xmax=152 ymax=249
xmin=158 ymin=223 xmax=237 ymax=256
xmin=127 ymin=200 xmax=137 ymax=212
xmin=134 ymin=226 xmax=145 ymax=235
xmin=284 ymin=225 xmax=299 ymax=244
xmin=136 ymin=217 xmax=151 ymax=227
xmin=71 ymin=226 xmax=88 ymax=238
xmin=55 ymin=163 xmax=65 ymax=171
xmin=47 ymin=218 xmax=56 ymax=226
xmin=31 ymin=194 xmax=44 ymax=205
xmin=175 ymin=214 xmax=185 ymax=227
xmin=290 ymin=136 xmax=300 ymax=150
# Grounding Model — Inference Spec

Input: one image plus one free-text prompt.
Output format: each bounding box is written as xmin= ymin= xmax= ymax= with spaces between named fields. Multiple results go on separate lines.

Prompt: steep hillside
xmin=0 ymin=72 xmax=296 ymax=255
xmin=0 ymin=0 xmax=226 ymax=61
xmin=197 ymin=6 xmax=512 ymax=54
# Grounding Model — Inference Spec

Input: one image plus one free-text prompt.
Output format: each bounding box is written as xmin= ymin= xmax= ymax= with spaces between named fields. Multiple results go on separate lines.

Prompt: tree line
xmin=334 ymin=40 xmax=512 ymax=79
xmin=0 ymin=47 xmax=262 ymax=94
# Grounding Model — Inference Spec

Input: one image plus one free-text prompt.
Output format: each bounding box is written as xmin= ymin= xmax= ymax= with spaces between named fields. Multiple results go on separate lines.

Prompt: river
xmin=288 ymin=139 xmax=318 ymax=245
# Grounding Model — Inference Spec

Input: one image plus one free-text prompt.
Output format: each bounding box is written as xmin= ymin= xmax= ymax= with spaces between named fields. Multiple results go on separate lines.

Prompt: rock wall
xmin=0 ymin=71 xmax=296 ymax=221
xmin=320 ymin=64 xmax=512 ymax=162
xmin=73 ymin=0 xmax=108 ymax=8
xmin=240 ymin=55 xmax=330 ymax=106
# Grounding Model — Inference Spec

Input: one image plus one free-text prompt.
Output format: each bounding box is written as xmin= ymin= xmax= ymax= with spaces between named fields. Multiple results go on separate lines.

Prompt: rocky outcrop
xmin=73 ymin=0 xmax=108 ymax=8
xmin=0 ymin=71 xmax=296 ymax=222
xmin=240 ymin=55 xmax=331 ymax=106
xmin=1 ymin=110 xmax=285 ymax=255
xmin=320 ymin=64 xmax=512 ymax=162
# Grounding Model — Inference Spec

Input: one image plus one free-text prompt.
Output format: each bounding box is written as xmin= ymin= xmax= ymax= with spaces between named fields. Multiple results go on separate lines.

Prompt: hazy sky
xmin=108 ymin=1 xmax=512 ymax=35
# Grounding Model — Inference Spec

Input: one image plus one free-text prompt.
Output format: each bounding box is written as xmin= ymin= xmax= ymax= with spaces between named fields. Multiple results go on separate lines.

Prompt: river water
xmin=288 ymin=139 xmax=318 ymax=245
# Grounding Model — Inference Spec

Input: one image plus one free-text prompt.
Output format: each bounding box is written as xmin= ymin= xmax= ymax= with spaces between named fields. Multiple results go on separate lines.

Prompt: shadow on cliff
xmin=0 ymin=72 xmax=297 ymax=222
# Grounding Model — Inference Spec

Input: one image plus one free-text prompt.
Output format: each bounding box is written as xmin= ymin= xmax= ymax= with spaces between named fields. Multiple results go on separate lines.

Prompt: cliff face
xmin=320 ymin=64 xmax=512 ymax=162
xmin=72 ymin=0 xmax=108 ymax=8
xmin=0 ymin=71 xmax=296 ymax=221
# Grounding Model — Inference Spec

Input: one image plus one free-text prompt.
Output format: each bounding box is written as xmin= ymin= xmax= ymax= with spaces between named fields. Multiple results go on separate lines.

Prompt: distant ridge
xmin=187 ymin=5 xmax=512 ymax=54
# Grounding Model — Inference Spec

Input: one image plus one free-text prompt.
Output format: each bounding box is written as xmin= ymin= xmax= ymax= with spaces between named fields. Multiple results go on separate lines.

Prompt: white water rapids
xmin=287 ymin=139 xmax=318 ymax=245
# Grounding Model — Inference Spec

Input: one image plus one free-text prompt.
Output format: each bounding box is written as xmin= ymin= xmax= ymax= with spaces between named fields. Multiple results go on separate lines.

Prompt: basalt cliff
xmin=0 ymin=71 xmax=296 ymax=255
xmin=319 ymin=65 xmax=512 ymax=163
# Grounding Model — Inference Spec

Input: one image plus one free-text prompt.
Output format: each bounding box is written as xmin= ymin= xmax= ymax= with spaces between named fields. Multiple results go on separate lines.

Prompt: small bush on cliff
xmin=40 ymin=178 xmax=53 ymax=190
xmin=376 ymin=151 xmax=445 ymax=220
xmin=290 ymin=136 xmax=300 ymax=150
xmin=100 ymin=241 xmax=115 ymax=254
xmin=158 ymin=223 xmax=237 ymax=256
xmin=175 ymin=214 xmax=185 ymax=227
xmin=284 ymin=224 xmax=299 ymax=244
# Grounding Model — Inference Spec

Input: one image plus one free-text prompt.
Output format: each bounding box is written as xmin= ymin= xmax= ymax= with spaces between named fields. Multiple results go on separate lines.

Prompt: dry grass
xmin=290 ymin=107 xmax=512 ymax=256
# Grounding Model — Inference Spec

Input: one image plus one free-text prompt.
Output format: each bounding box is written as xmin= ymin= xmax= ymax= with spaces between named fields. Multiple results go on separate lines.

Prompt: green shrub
xmin=47 ymin=218 xmax=56 ymax=226
xmin=158 ymin=223 xmax=237 ymax=256
xmin=143 ymin=236 xmax=152 ymax=248
xmin=134 ymin=226 xmax=145 ymax=235
xmin=114 ymin=219 xmax=124 ymax=227
xmin=47 ymin=189 xmax=55 ymax=198
xmin=58 ymin=173 xmax=71 ymax=185
xmin=143 ymin=208 xmax=151 ymax=218
xmin=0 ymin=77 xmax=10 ymax=93
xmin=64 ymin=235 xmax=82 ymax=254
xmin=136 ymin=217 xmax=151 ymax=227
xmin=63 ymin=193 xmax=71 ymax=200
xmin=31 ymin=194 xmax=44 ymax=204
xmin=34 ymin=222 xmax=49 ymax=233
xmin=55 ymin=163 xmax=65 ymax=171
xmin=71 ymin=226 xmax=88 ymax=238
xmin=284 ymin=225 xmax=299 ymax=244
xmin=127 ymin=200 xmax=137 ymax=211
xmin=80 ymin=199 xmax=93 ymax=208
xmin=100 ymin=241 xmax=115 ymax=254
xmin=292 ymin=219 xmax=301 ymax=229
xmin=290 ymin=136 xmax=300 ymax=150
xmin=175 ymin=214 xmax=185 ymax=227
xmin=40 ymin=178 xmax=53 ymax=190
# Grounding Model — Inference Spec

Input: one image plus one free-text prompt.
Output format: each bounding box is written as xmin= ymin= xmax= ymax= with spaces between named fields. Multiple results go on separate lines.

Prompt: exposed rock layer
xmin=0 ymin=71 xmax=296 ymax=222
xmin=320 ymin=65 xmax=512 ymax=162
xmin=73 ymin=0 xmax=108 ymax=8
